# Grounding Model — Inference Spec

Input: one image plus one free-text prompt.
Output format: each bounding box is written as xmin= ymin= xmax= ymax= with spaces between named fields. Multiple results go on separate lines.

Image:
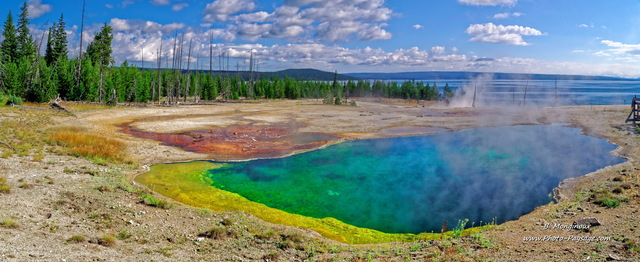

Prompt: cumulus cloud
xmin=65 ymin=19 xmax=640 ymax=77
xmin=458 ymin=0 xmax=517 ymax=6
xmin=110 ymin=18 xmax=186 ymax=34
xmin=493 ymin=12 xmax=523 ymax=19
xmin=413 ymin=24 xmax=424 ymax=29
xmin=431 ymin=46 xmax=445 ymax=55
xmin=594 ymin=40 xmax=640 ymax=62
xmin=197 ymin=0 xmax=393 ymax=42
xmin=203 ymin=0 xmax=256 ymax=22
xmin=172 ymin=3 xmax=188 ymax=11
xmin=27 ymin=0 xmax=52 ymax=19
xmin=465 ymin=23 xmax=542 ymax=46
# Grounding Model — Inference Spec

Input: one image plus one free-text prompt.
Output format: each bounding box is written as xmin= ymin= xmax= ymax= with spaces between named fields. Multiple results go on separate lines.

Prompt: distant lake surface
xmin=387 ymin=80 xmax=640 ymax=106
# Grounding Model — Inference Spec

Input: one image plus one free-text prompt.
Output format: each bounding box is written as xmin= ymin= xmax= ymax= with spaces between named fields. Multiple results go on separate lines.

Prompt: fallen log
xmin=0 ymin=140 xmax=16 ymax=151
xmin=50 ymin=101 xmax=72 ymax=113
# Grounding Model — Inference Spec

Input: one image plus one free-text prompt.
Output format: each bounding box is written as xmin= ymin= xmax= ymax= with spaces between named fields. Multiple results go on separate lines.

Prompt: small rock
xmin=128 ymin=220 xmax=134 ymax=225
xmin=573 ymin=217 xmax=602 ymax=228
xmin=196 ymin=237 xmax=205 ymax=242
xmin=607 ymin=254 xmax=621 ymax=261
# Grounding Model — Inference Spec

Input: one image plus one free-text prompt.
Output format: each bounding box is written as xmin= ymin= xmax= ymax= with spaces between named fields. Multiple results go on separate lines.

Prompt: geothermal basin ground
xmin=1 ymin=98 xmax=639 ymax=261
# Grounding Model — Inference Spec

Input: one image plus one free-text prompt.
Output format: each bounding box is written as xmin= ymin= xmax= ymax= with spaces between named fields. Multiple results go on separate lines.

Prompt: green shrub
xmin=141 ymin=194 xmax=173 ymax=209
xmin=323 ymin=93 xmax=333 ymax=104
xmin=334 ymin=95 xmax=343 ymax=105
xmin=66 ymin=235 xmax=87 ymax=243
xmin=116 ymin=230 xmax=132 ymax=240
xmin=6 ymin=95 xmax=22 ymax=106
xmin=592 ymin=189 xmax=621 ymax=208
xmin=451 ymin=219 xmax=469 ymax=238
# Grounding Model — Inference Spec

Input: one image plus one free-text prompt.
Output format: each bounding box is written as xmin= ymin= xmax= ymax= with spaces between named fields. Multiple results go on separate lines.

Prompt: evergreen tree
xmin=53 ymin=14 xmax=67 ymax=61
xmin=1 ymin=11 xmax=18 ymax=62
xmin=44 ymin=14 xmax=68 ymax=66
xmin=44 ymin=25 xmax=55 ymax=65
xmin=86 ymin=24 xmax=113 ymax=67
xmin=85 ymin=24 xmax=113 ymax=102
xmin=16 ymin=2 xmax=35 ymax=60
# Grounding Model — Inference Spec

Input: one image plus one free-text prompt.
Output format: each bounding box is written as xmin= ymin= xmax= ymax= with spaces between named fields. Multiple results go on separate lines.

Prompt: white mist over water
xmin=448 ymin=74 xmax=494 ymax=108
xmin=434 ymin=77 xmax=640 ymax=108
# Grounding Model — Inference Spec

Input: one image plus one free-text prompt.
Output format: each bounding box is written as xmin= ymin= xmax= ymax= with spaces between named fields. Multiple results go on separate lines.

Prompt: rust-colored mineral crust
xmin=120 ymin=123 xmax=339 ymax=160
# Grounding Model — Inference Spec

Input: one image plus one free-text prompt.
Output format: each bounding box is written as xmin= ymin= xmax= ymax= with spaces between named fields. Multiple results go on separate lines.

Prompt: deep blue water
xmin=206 ymin=125 xmax=625 ymax=233
xmin=397 ymin=80 xmax=640 ymax=106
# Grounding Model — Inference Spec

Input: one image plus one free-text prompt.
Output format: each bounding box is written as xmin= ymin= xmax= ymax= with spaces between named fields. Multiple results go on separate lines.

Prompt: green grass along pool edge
xmin=134 ymin=161 xmax=494 ymax=244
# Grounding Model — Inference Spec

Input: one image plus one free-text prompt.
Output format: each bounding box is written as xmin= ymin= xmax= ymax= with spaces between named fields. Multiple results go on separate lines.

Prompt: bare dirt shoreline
xmin=1 ymin=99 xmax=639 ymax=261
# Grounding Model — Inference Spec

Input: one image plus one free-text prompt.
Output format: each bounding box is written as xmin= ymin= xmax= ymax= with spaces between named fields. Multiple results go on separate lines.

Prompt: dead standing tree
xmin=184 ymin=38 xmax=193 ymax=103
xmin=155 ymin=41 xmax=163 ymax=104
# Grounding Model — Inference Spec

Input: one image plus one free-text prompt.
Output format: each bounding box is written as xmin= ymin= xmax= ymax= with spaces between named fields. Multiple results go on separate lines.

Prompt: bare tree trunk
xmin=75 ymin=0 xmax=86 ymax=89
xmin=209 ymin=32 xmax=213 ymax=77
xmin=156 ymin=41 xmax=163 ymax=104
xmin=170 ymin=33 xmax=178 ymax=105
xmin=177 ymin=33 xmax=185 ymax=103
xmin=184 ymin=38 xmax=192 ymax=103
xmin=248 ymin=50 xmax=254 ymax=99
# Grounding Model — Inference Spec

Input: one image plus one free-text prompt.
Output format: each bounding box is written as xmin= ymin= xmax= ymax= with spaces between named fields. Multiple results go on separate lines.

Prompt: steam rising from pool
xmin=206 ymin=125 xmax=624 ymax=233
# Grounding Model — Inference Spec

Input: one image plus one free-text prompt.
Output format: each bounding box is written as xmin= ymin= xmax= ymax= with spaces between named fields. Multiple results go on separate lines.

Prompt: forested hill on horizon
xmin=344 ymin=71 xmax=637 ymax=81
xmin=169 ymin=69 xmax=635 ymax=82
xmin=159 ymin=68 xmax=357 ymax=81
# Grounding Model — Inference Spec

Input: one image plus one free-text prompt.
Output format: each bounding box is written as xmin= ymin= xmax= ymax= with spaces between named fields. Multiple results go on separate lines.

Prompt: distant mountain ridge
xmin=344 ymin=71 xmax=636 ymax=81
xmin=160 ymin=68 xmax=357 ymax=81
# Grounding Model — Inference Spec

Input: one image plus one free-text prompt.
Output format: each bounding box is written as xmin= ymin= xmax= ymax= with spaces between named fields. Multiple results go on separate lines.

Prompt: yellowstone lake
xmin=403 ymin=79 xmax=640 ymax=106
xmin=139 ymin=125 xmax=625 ymax=235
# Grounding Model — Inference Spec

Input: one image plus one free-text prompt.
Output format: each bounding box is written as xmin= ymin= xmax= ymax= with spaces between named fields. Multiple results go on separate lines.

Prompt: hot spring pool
xmin=203 ymin=125 xmax=624 ymax=234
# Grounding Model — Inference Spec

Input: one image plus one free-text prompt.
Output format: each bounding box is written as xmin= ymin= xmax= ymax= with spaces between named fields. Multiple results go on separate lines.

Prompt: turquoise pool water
xmin=205 ymin=125 xmax=624 ymax=233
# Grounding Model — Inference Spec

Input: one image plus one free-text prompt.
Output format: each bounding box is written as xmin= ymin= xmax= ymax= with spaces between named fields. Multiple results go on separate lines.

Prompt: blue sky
xmin=3 ymin=0 xmax=640 ymax=77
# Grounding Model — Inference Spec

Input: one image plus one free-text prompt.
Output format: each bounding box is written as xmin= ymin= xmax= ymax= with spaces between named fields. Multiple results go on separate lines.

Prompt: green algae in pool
xmin=206 ymin=125 xmax=624 ymax=234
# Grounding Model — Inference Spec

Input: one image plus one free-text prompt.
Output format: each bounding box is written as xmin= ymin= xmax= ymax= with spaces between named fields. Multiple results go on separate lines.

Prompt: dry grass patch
xmin=0 ymin=107 xmax=56 ymax=157
xmin=49 ymin=130 xmax=132 ymax=165
xmin=0 ymin=176 xmax=10 ymax=194
xmin=0 ymin=218 xmax=19 ymax=228
xmin=98 ymin=234 xmax=117 ymax=247
xmin=66 ymin=235 xmax=87 ymax=243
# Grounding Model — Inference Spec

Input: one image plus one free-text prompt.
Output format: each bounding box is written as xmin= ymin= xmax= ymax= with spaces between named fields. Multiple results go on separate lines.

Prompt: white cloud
xmin=110 ymin=18 xmax=186 ymax=34
xmin=27 ymin=0 xmax=52 ymax=19
xmin=203 ymin=0 xmax=257 ymax=22
xmin=106 ymin=4 xmax=114 ymax=9
xmin=172 ymin=3 xmax=188 ymax=11
xmin=458 ymin=0 xmax=517 ymax=6
xmin=413 ymin=24 xmax=424 ymax=30
xmin=465 ymin=23 xmax=542 ymax=46
xmin=595 ymin=40 xmax=640 ymax=60
xmin=234 ymin=11 xmax=271 ymax=23
xmin=199 ymin=0 xmax=393 ymax=42
xmin=431 ymin=46 xmax=445 ymax=55
xmin=493 ymin=12 xmax=522 ymax=19
xmin=578 ymin=23 xmax=594 ymax=28
xmin=151 ymin=0 xmax=170 ymax=5
xmin=120 ymin=0 xmax=135 ymax=8
xmin=69 ymin=20 xmax=640 ymax=77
